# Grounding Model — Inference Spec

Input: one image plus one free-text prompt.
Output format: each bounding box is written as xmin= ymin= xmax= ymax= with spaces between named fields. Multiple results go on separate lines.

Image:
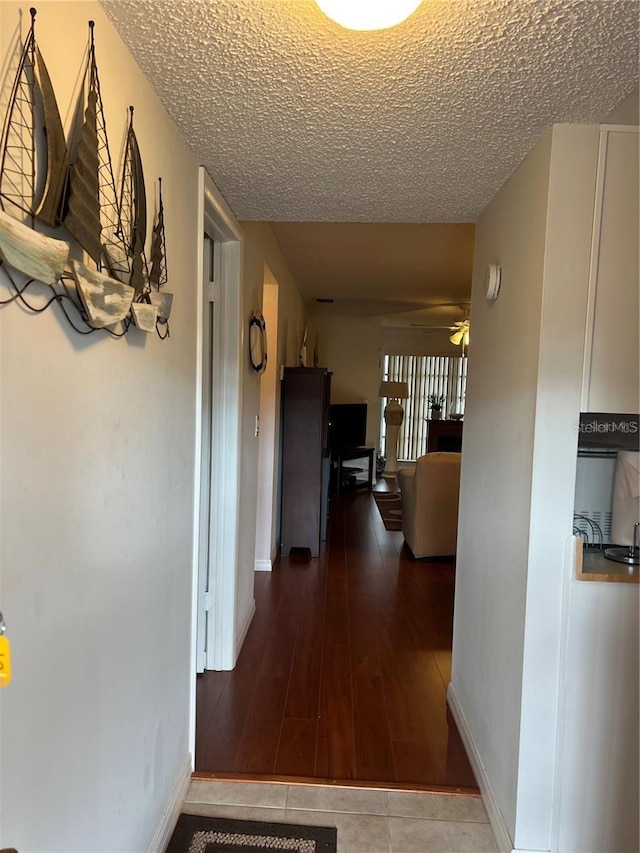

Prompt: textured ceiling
xmin=101 ymin=0 xmax=638 ymax=318
xmin=103 ymin=0 xmax=638 ymax=223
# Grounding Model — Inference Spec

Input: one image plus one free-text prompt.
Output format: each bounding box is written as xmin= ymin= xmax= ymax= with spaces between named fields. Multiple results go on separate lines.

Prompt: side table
xmin=331 ymin=446 xmax=375 ymax=496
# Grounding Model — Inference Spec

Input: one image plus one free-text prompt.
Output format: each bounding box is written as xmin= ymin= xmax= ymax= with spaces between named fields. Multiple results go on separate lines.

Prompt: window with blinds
xmin=380 ymin=354 xmax=467 ymax=462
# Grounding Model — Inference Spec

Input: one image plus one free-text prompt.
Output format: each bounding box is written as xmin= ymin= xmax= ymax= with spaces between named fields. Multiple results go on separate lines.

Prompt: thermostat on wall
xmin=484 ymin=264 xmax=501 ymax=301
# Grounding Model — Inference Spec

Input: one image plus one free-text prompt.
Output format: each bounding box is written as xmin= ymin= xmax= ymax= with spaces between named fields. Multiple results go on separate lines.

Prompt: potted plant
xmin=428 ymin=394 xmax=445 ymax=420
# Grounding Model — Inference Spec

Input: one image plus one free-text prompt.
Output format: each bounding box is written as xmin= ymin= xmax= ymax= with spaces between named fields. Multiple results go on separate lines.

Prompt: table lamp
xmin=379 ymin=380 xmax=409 ymax=475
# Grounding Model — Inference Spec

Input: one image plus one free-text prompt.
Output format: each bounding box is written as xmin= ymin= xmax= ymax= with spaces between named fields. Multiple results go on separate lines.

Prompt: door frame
xmin=190 ymin=167 xmax=243 ymax=752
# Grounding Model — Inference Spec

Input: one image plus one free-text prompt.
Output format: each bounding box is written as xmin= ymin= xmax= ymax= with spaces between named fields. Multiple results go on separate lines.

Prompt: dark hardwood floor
xmin=195 ymin=480 xmax=478 ymax=792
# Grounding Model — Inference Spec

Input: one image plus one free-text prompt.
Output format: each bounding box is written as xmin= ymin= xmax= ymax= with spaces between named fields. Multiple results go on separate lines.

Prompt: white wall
xmin=452 ymin=130 xmax=552 ymax=843
xmin=513 ymin=125 xmax=601 ymax=850
xmin=307 ymin=314 xmax=382 ymax=448
xmin=453 ymin=123 xmax=638 ymax=853
xmin=241 ymin=222 xmax=306 ymax=571
xmin=255 ymin=276 xmax=279 ymax=569
xmin=0 ymin=3 xmax=199 ymax=849
xmin=553 ymin=127 xmax=639 ymax=852
xmin=604 ymin=84 xmax=639 ymax=125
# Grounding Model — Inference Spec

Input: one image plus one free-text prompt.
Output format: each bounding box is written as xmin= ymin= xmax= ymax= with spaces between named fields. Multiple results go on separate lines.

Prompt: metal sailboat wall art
xmin=63 ymin=20 xmax=134 ymax=328
xmin=118 ymin=106 xmax=147 ymax=294
xmin=148 ymin=177 xmax=173 ymax=325
xmin=117 ymin=106 xmax=157 ymax=332
xmin=0 ymin=208 xmax=69 ymax=286
xmin=0 ymin=7 xmax=68 ymax=225
xmin=0 ymin=7 xmax=71 ymax=284
xmin=0 ymin=8 xmax=173 ymax=339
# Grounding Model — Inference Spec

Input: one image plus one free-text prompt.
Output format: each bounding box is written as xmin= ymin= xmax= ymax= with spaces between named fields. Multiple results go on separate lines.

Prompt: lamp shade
xmin=379 ymin=380 xmax=409 ymax=399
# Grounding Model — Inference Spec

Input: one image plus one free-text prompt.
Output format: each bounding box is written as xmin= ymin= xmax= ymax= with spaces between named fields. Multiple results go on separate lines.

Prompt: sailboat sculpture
xmin=148 ymin=177 xmax=173 ymax=324
xmin=0 ymin=7 xmax=70 ymax=284
xmin=64 ymin=20 xmax=134 ymax=329
xmin=117 ymin=106 xmax=157 ymax=332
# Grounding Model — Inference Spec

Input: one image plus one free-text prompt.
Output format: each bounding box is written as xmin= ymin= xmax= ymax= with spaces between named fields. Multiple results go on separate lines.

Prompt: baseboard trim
xmin=447 ymin=684 xmax=514 ymax=853
xmin=147 ymin=752 xmax=192 ymax=853
xmin=235 ymin=597 xmax=256 ymax=659
xmin=254 ymin=558 xmax=272 ymax=572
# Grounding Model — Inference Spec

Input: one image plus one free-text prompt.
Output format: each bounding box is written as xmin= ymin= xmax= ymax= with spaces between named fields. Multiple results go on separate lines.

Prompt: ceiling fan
xmin=407 ymin=302 xmax=470 ymax=332
xmin=449 ymin=318 xmax=470 ymax=347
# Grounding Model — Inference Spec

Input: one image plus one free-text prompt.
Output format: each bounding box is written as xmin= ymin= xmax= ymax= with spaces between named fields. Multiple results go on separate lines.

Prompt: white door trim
xmin=194 ymin=236 xmax=211 ymax=675
xmin=203 ymin=169 xmax=244 ymax=672
xmin=189 ymin=166 xmax=244 ymax=756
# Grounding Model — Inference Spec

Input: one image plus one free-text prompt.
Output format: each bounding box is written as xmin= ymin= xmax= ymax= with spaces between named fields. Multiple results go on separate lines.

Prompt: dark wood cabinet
xmin=426 ymin=419 xmax=463 ymax=453
xmin=280 ymin=367 xmax=331 ymax=557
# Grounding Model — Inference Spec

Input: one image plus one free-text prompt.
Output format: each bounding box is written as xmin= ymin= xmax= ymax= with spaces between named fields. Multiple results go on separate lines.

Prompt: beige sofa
xmin=397 ymin=452 xmax=462 ymax=558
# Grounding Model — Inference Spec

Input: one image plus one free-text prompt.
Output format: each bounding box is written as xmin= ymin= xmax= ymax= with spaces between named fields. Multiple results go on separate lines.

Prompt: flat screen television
xmin=328 ymin=403 xmax=367 ymax=451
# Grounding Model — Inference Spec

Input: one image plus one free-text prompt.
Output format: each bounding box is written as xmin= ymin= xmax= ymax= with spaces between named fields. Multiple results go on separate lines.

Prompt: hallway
xmin=195 ymin=485 xmax=477 ymax=791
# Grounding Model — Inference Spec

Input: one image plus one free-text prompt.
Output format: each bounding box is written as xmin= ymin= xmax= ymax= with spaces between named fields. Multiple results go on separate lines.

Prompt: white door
xmin=193 ymin=167 xmax=243 ymax=673
xmin=196 ymin=233 xmax=220 ymax=672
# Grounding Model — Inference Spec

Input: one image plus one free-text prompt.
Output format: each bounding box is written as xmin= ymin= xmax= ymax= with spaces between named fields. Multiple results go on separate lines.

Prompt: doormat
xmin=372 ymin=491 xmax=402 ymax=530
xmin=166 ymin=813 xmax=337 ymax=853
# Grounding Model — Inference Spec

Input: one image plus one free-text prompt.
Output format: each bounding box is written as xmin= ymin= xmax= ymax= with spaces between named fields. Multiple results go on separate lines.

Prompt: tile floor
xmin=183 ymin=779 xmax=498 ymax=852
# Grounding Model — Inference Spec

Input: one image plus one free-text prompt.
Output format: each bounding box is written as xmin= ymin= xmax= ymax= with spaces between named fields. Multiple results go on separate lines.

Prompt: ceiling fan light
xmin=315 ymin=0 xmax=423 ymax=31
xmin=450 ymin=329 xmax=464 ymax=346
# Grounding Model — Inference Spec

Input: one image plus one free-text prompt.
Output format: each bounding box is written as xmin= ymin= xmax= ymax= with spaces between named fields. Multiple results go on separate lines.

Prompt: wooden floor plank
xmin=195 ymin=669 xmax=229 ymax=736
xmin=195 ymin=485 xmax=478 ymax=792
xmin=284 ymin=633 xmax=323 ymax=720
xmin=233 ymin=676 xmax=288 ymax=774
xmin=323 ymin=591 xmax=350 ymax=647
xmin=196 ymin=677 xmax=257 ymax=771
xmin=261 ymin=593 xmax=302 ymax=679
xmin=316 ymin=642 xmax=356 ymax=779
xmin=392 ymin=740 xmax=441 ymax=784
xmin=445 ymin=706 xmax=480 ymax=789
xmin=349 ymin=604 xmax=382 ymax=677
xmin=275 ymin=718 xmax=318 ymax=777
xmin=353 ymin=675 xmax=396 ymax=782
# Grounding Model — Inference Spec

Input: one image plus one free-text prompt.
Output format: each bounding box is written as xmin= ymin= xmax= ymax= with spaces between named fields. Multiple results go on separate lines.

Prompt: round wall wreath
xmin=249 ymin=310 xmax=267 ymax=374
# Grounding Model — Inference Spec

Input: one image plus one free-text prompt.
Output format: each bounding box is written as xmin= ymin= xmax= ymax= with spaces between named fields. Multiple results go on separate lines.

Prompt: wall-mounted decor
xmin=0 ymin=8 xmax=68 ymax=227
xmin=149 ymin=177 xmax=173 ymax=337
xmin=249 ymin=310 xmax=267 ymax=373
xmin=0 ymin=210 xmax=69 ymax=286
xmin=0 ymin=10 xmax=173 ymax=341
xmin=71 ymin=259 xmax=134 ymax=329
xmin=484 ymin=263 xmax=501 ymax=301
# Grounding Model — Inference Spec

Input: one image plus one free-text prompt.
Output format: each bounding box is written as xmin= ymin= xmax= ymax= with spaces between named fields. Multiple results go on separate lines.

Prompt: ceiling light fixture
xmin=315 ymin=0 xmax=423 ymax=31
